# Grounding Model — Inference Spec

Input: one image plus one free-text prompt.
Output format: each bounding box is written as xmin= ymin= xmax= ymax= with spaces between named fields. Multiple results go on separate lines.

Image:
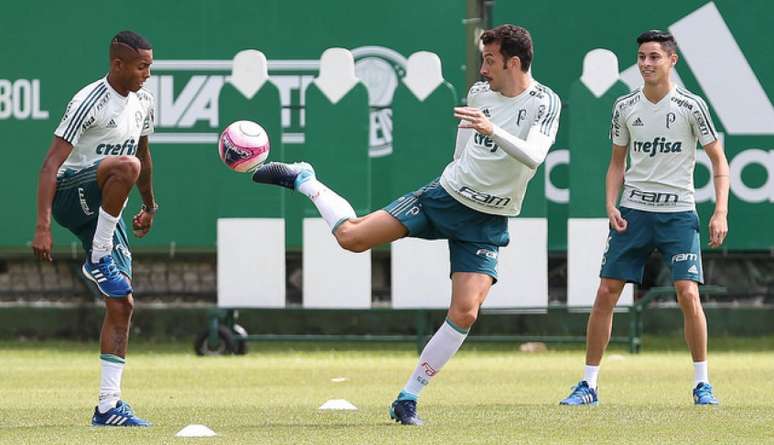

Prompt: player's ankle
xmin=397 ymin=390 xmax=417 ymax=401
xmin=98 ymin=399 xmax=118 ymax=414
xmin=294 ymin=170 xmax=315 ymax=190
xmin=91 ymin=245 xmax=112 ymax=263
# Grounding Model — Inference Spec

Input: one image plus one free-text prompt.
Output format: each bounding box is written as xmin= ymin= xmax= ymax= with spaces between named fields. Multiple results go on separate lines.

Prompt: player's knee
xmin=112 ymin=156 xmax=141 ymax=182
xmin=448 ymin=307 xmax=478 ymax=329
xmin=594 ymin=284 xmax=621 ymax=311
xmin=677 ymin=288 xmax=702 ymax=313
xmin=335 ymin=225 xmax=369 ymax=253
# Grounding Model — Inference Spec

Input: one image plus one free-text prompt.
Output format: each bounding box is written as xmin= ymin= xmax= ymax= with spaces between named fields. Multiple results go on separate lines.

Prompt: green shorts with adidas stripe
xmin=384 ymin=179 xmax=510 ymax=283
xmin=600 ymin=207 xmax=703 ymax=285
xmin=52 ymin=163 xmax=133 ymax=279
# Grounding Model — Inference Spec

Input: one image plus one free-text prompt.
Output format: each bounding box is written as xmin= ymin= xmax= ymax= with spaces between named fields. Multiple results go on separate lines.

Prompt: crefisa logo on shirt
xmin=473 ymin=132 xmax=500 ymax=153
xmin=96 ymin=138 xmax=137 ymax=156
xmin=632 ymin=137 xmax=682 ymax=157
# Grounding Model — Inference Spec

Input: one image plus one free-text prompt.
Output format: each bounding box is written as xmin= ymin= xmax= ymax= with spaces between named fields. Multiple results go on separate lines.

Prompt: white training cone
xmin=176 ymin=424 xmax=217 ymax=437
xmin=319 ymin=399 xmax=358 ymax=410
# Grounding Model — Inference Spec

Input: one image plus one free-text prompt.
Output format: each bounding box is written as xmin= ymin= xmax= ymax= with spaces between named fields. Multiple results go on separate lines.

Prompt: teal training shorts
xmin=52 ymin=164 xmax=132 ymax=278
xmin=384 ymin=179 xmax=509 ymax=282
xmin=600 ymin=207 xmax=703 ymax=285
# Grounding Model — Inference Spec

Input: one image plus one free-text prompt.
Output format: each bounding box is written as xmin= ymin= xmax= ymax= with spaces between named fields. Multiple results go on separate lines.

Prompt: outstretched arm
xmin=453 ymin=106 xmax=555 ymax=169
xmin=33 ymin=137 xmax=73 ymax=261
xmin=488 ymin=124 xmax=554 ymax=169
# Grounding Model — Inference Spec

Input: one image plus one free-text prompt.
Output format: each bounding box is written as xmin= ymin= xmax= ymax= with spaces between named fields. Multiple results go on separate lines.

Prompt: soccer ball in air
xmin=218 ymin=120 xmax=270 ymax=172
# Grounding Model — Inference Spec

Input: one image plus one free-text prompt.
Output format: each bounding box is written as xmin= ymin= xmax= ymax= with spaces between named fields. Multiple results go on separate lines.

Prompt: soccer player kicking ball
xmin=253 ymin=24 xmax=560 ymax=425
xmin=560 ymin=30 xmax=729 ymax=406
xmin=32 ymin=31 xmax=158 ymax=426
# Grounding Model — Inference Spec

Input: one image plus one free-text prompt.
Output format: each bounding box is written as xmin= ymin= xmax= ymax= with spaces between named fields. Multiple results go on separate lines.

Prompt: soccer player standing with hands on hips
xmin=560 ymin=30 xmax=729 ymax=406
xmin=32 ymin=31 xmax=158 ymax=426
xmin=252 ymin=24 xmax=561 ymax=425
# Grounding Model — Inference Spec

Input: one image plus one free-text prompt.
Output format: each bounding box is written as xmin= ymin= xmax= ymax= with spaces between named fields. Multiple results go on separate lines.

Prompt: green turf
xmin=1 ymin=340 xmax=773 ymax=444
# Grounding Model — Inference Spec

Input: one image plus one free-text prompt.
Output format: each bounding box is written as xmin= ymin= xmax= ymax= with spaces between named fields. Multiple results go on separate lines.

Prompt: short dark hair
xmin=480 ymin=24 xmax=533 ymax=72
xmin=636 ymin=30 xmax=676 ymax=54
xmin=111 ymin=30 xmax=152 ymax=52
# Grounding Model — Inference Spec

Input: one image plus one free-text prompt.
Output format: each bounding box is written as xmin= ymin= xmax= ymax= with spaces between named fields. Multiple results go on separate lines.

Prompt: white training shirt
xmin=440 ymin=80 xmax=561 ymax=216
xmin=54 ymin=77 xmax=155 ymax=175
xmin=610 ymin=86 xmax=718 ymax=212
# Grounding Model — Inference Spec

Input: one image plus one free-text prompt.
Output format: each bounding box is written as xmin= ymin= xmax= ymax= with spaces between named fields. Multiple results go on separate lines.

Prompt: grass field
xmin=1 ymin=339 xmax=773 ymax=444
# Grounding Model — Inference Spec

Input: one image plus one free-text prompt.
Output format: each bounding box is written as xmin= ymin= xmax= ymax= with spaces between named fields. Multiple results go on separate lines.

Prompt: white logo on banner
xmin=143 ymin=46 xmax=407 ymax=157
xmin=552 ymin=2 xmax=774 ymax=205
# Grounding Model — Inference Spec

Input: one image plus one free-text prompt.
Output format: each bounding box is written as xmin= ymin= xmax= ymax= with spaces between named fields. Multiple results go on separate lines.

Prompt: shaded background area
xmin=0 ymin=0 xmax=772 ymax=339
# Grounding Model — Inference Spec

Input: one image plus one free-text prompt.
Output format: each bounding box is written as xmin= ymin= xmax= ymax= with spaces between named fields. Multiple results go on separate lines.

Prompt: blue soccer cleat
xmin=251 ymin=161 xmax=315 ymax=190
xmin=559 ymin=381 xmax=599 ymax=406
xmin=82 ymin=255 xmax=132 ymax=297
xmin=693 ymin=382 xmax=719 ymax=405
xmin=389 ymin=398 xmax=424 ymax=426
xmin=91 ymin=400 xmax=151 ymax=427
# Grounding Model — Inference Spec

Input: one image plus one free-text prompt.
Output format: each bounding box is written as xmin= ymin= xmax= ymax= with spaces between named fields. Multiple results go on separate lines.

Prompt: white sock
xmin=402 ymin=319 xmax=468 ymax=398
xmin=91 ymin=208 xmax=120 ymax=263
xmin=583 ymin=365 xmax=600 ymax=389
xmin=297 ymin=179 xmax=356 ymax=231
xmin=98 ymin=354 xmax=125 ymax=413
xmin=694 ymin=361 xmax=709 ymax=386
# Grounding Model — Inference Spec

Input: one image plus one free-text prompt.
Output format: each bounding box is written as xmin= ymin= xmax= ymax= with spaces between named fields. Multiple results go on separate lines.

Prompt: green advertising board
xmin=0 ymin=0 xmax=467 ymax=251
xmin=496 ymin=0 xmax=774 ymax=250
xmin=1 ymin=0 xmax=771 ymax=252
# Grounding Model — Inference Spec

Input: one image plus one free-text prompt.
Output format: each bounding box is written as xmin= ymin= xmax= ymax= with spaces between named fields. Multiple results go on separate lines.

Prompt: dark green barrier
xmin=218 ymin=81 xmax=285 ymax=217
xmin=569 ymin=80 xmax=630 ymax=217
xmin=385 ymin=82 xmax=458 ymax=204
xmin=302 ymin=82 xmax=371 ymax=244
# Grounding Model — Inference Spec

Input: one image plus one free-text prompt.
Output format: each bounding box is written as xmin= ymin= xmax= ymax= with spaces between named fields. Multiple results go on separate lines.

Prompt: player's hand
xmin=454 ymin=107 xmax=494 ymax=136
xmin=132 ymin=209 xmax=154 ymax=238
xmin=32 ymin=226 xmax=53 ymax=262
xmin=607 ymin=207 xmax=628 ymax=233
xmin=708 ymin=211 xmax=728 ymax=248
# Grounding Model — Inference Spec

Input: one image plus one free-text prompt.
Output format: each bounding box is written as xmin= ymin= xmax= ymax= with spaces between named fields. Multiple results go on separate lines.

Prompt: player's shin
xmin=92 ymin=208 xmax=120 ymax=262
xmin=298 ymin=179 xmax=356 ymax=231
xmin=400 ymin=318 xmax=468 ymax=399
xmin=583 ymin=365 xmax=600 ymax=389
xmin=98 ymin=354 xmax=125 ymax=413
xmin=694 ymin=361 xmax=709 ymax=386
